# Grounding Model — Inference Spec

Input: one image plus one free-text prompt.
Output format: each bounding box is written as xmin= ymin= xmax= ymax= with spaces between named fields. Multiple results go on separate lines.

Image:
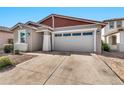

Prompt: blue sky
xmin=0 ymin=7 xmax=124 ymax=27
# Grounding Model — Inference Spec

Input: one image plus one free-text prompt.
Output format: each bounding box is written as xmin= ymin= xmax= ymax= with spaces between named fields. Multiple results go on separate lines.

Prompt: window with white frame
xmin=55 ymin=33 xmax=62 ymax=37
xmin=63 ymin=33 xmax=71 ymax=36
xmin=72 ymin=33 xmax=81 ymax=36
xmin=117 ymin=20 xmax=122 ymax=28
xmin=109 ymin=21 xmax=114 ymax=29
xmin=83 ymin=32 xmax=93 ymax=36
xmin=18 ymin=30 xmax=27 ymax=43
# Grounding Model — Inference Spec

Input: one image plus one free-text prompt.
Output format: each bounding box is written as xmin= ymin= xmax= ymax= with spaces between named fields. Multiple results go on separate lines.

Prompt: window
xmin=18 ymin=30 xmax=27 ymax=43
xmin=117 ymin=20 xmax=122 ymax=28
xmin=112 ymin=36 xmax=117 ymax=45
xmin=109 ymin=21 xmax=114 ymax=29
xmin=63 ymin=33 xmax=71 ymax=36
xmin=55 ymin=34 xmax=62 ymax=37
xmin=83 ymin=32 xmax=93 ymax=35
xmin=72 ymin=33 xmax=81 ymax=36
xmin=20 ymin=32 xmax=26 ymax=43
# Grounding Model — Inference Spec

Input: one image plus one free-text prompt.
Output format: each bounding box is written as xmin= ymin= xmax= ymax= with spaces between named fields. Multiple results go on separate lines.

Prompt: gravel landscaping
xmin=0 ymin=52 xmax=37 ymax=71
xmin=98 ymin=51 xmax=124 ymax=82
xmin=7 ymin=54 xmax=37 ymax=65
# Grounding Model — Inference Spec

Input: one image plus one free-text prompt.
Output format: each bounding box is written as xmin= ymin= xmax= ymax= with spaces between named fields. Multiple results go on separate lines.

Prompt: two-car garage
xmin=53 ymin=31 xmax=94 ymax=52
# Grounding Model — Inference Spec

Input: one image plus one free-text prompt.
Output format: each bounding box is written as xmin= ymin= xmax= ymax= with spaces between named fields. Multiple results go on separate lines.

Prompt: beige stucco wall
xmin=13 ymin=26 xmax=31 ymax=43
xmin=119 ymin=31 xmax=124 ymax=52
xmin=96 ymin=29 xmax=102 ymax=54
xmin=103 ymin=20 xmax=124 ymax=52
xmin=30 ymin=30 xmax=43 ymax=51
xmin=13 ymin=26 xmax=43 ymax=51
xmin=105 ymin=31 xmax=124 ymax=52
xmin=95 ymin=25 xmax=102 ymax=54
xmin=13 ymin=27 xmax=32 ymax=51
xmin=104 ymin=20 xmax=124 ymax=34
xmin=0 ymin=31 xmax=13 ymax=48
xmin=13 ymin=29 xmax=18 ymax=43
xmin=106 ymin=33 xmax=119 ymax=51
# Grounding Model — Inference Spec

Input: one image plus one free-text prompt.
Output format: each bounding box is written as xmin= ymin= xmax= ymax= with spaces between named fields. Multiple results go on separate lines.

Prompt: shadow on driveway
xmin=27 ymin=51 xmax=92 ymax=56
xmin=0 ymin=65 xmax=15 ymax=73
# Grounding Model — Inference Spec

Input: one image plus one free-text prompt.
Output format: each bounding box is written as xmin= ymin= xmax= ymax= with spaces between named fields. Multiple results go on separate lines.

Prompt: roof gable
xmin=38 ymin=14 xmax=105 ymax=28
xmin=10 ymin=23 xmax=38 ymax=31
xmin=38 ymin=16 xmax=53 ymax=27
xmin=53 ymin=16 xmax=93 ymax=28
xmin=11 ymin=21 xmax=53 ymax=31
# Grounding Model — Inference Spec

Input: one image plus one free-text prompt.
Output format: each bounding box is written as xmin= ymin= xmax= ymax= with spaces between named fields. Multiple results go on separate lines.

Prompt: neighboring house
xmin=0 ymin=26 xmax=13 ymax=48
xmin=103 ymin=18 xmax=124 ymax=52
xmin=11 ymin=14 xmax=105 ymax=53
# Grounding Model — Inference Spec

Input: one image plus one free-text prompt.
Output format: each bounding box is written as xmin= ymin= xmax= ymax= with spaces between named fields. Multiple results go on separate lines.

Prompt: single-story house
xmin=0 ymin=26 xmax=13 ymax=48
xmin=11 ymin=14 xmax=105 ymax=53
xmin=103 ymin=18 xmax=124 ymax=52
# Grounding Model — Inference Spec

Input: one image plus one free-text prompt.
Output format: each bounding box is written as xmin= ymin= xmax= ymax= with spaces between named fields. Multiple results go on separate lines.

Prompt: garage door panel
xmin=54 ymin=32 xmax=94 ymax=52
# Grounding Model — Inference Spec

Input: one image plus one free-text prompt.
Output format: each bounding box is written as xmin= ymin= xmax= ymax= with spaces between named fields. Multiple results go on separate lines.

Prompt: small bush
xmin=14 ymin=50 xmax=20 ymax=54
xmin=102 ymin=41 xmax=111 ymax=52
xmin=3 ymin=44 xmax=13 ymax=53
xmin=0 ymin=56 xmax=13 ymax=69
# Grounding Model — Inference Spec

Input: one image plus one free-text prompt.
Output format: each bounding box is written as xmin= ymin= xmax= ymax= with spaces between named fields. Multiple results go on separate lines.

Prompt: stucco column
xmin=52 ymin=33 xmax=54 ymax=50
xmin=43 ymin=31 xmax=51 ymax=51
xmin=94 ymin=30 xmax=97 ymax=52
xmin=94 ymin=29 xmax=102 ymax=54
xmin=96 ymin=29 xmax=102 ymax=54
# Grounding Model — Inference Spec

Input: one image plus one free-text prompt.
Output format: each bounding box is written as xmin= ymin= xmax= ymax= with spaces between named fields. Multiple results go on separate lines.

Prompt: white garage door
xmin=54 ymin=32 xmax=94 ymax=52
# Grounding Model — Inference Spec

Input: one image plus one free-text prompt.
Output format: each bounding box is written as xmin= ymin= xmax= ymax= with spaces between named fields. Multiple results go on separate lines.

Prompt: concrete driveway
xmin=0 ymin=52 xmax=123 ymax=85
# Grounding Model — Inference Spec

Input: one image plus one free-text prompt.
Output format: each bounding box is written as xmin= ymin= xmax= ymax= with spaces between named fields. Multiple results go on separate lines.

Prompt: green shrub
xmin=0 ymin=56 xmax=13 ymax=69
xmin=102 ymin=41 xmax=111 ymax=52
xmin=3 ymin=44 xmax=13 ymax=53
xmin=14 ymin=50 xmax=20 ymax=54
